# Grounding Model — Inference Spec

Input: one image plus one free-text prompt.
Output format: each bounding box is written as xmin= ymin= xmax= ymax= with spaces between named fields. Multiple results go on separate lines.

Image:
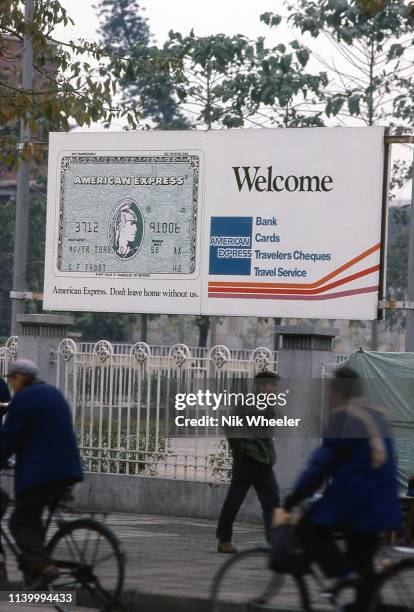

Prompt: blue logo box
xmin=209 ymin=216 xmax=252 ymax=276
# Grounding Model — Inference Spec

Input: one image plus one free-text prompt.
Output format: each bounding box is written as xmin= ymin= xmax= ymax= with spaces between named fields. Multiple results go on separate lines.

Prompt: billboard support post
xmin=377 ymin=132 xmax=392 ymax=321
xmin=378 ymin=136 xmax=414 ymax=351
xmin=405 ymin=144 xmax=414 ymax=351
xmin=10 ymin=0 xmax=34 ymax=335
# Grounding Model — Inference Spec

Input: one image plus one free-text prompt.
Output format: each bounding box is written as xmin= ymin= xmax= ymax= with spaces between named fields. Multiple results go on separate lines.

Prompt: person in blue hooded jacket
xmin=0 ymin=359 xmax=83 ymax=588
xmin=281 ymin=366 xmax=401 ymax=607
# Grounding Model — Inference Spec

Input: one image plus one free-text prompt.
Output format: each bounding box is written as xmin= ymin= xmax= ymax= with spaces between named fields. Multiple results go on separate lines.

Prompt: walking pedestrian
xmin=216 ymin=371 xmax=280 ymax=553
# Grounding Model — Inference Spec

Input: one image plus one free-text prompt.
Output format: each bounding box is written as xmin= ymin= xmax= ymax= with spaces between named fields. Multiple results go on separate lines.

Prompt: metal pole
xmin=405 ymin=147 xmax=414 ymax=351
xmin=10 ymin=0 xmax=34 ymax=335
xmin=370 ymin=134 xmax=391 ymax=349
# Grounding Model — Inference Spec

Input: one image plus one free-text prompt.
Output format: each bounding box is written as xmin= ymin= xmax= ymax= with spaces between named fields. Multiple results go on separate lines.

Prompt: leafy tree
xmin=0 ymin=0 xmax=180 ymax=164
xmin=386 ymin=204 xmax=409 ymax=331
xmin=74 ymin=312 xmax=137 ymax=342
xmin=161 ymin=31 xmax=256 ymax=129
xmin=356 ymin=0 xmax=386 ymax=17
xmin=160 ymin=30 xmax=327 ymax=129
xmin=96 ymin=0 xmax=189 ymax=129
xmin=98 ymin=5 xmax=328 ymax=130
xmin=246 ymin=19 xmax=328 ymax=127
xmin=0 ymin=187 xmax=46 ymax=339
xmin=193 ymin=315 xmax=212 ymax=348
xmin=0 ymin=196 xmax=15 ymax=340
xmin=264 ymin=1 xmax=414 ymax=129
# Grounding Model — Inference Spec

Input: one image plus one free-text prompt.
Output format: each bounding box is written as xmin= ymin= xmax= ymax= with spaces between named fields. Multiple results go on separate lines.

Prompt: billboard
xmin=44 ymin=127 xmax=385 ymax=320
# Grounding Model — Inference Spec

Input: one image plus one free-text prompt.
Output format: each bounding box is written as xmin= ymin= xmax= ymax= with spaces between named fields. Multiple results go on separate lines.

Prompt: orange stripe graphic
xmin=208 ymin=286 xmax=378 ymax=301
xmin=208 ymin=243 xmax=381 ymax=290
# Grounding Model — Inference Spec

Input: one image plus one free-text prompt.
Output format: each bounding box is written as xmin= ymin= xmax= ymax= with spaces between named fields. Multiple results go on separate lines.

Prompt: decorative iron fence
xmin=0 ymin=336 xmax=18 ymax=379
xmin=78 ymin=342 xmax=260 ymax=362
xmin=56 ymin=340 xmax=278 ymax=482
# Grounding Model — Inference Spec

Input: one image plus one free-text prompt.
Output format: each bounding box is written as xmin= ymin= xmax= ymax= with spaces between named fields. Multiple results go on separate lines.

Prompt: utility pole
xmin=405 ymin=148 xmax=414 ymax=351
xmin=10 ymin=0 xmax=34 ymax=335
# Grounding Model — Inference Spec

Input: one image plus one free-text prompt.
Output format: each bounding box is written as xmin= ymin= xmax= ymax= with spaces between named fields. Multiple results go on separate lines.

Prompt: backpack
xmin=269 ymin=524 xmax=309 ymax=575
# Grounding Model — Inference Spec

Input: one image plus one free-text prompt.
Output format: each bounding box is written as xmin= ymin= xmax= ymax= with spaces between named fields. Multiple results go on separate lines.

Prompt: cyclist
xmin=281 ymin=366 xmax=401 ymax=609
xmin=0 ymin=359 xmax=83 ymax=588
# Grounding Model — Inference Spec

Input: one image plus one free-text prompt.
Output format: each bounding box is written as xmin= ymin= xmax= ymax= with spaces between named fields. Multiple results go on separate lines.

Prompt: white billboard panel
xmin=44 ymin=127 xmax=385 ymax=320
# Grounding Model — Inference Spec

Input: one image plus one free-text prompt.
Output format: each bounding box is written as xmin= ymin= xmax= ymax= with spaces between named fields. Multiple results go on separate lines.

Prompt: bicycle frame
xmin=210 ymin=542 xmax=414 ymax=612
xmin=0 ymin=493 xmax=74 ymax=574
xmin=1 ymin=522 xmax=20 ymax=561
xmin=1 ymin=472 xmax=125 ymax=612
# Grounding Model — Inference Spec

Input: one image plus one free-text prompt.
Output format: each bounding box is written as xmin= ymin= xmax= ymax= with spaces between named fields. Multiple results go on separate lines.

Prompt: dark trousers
xmin=299 ymin=520 xmax=380 ymax=610
xmin=216 ymin=455 xmax=280 ymax=543
xmin=9 ymin=480 xmax=72 ymax=578
xmin=0 ymin=488 xmax=10 ymax=556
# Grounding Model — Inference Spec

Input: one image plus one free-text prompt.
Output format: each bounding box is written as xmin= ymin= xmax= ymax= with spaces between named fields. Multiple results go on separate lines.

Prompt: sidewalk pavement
xmin=2 ymin=512 xmax=327 ymax=611
xmin=112 ymin=512 xmax=265 ymax=611
xmin=103 ymin=512 xmax=327 ymax=612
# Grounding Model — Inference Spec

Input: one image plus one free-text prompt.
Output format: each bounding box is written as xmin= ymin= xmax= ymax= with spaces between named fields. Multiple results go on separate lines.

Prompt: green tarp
xmin=345 ymin=351 xmax=414 ymax=491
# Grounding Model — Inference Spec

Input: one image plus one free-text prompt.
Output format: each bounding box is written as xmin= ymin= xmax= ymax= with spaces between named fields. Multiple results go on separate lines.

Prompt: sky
xmin=57 ymin=0 xmax=289 ymax=44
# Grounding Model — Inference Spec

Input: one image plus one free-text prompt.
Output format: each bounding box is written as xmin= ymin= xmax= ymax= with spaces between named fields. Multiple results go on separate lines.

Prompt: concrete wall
xmin=16 ymin=314 xmax=74 ymax=384
xmin=74 ymin=472 xmax=263 ymax=524
xmin=273 ymin=325 xmax=337 ymax=492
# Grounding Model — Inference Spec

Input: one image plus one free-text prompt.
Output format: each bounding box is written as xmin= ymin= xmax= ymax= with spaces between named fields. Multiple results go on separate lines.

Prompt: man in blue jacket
xmin=0 ymin=359 xmax=83 ymax=588
xmin=282 ymin=367 xmax=401 ymax=607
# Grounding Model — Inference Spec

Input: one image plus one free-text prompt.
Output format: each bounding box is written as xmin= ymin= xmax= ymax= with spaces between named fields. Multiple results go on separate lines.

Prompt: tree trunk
xmin=197 ymin=316 xmax=210 ymax=347
xmin=210 ymin=317 xmax=217 ymax=346
xmin=141 ymin=314 xmax=148 ymax=343
xmin=273 ymin=317 xmax=282 ymax=351
xmin=371 ymin=319 xmax=378 ymax=351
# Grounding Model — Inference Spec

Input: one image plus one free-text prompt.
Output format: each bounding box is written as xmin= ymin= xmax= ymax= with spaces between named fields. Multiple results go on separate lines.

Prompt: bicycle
xmin=210 ymin=540 xmax=414 ymax=611
xmin=0 ymin=472 xmax=126 ymax=611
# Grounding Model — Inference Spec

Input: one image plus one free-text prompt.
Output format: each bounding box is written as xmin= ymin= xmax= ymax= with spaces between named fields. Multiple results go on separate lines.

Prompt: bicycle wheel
xmin=368 ymin=558 xmax=414 ymax=612
xmin=47 ymin=518 xmax=125 ymax=611
xmin=210 ymin=546 xmax=311 ymax=612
